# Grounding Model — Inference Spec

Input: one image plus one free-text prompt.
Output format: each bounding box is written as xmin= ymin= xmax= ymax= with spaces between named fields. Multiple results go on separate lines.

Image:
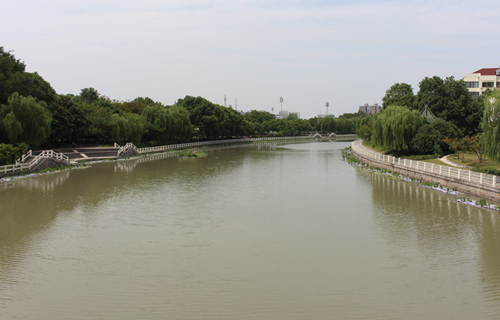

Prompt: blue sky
xmin=2 ymin=0 xmax=500 ymax=118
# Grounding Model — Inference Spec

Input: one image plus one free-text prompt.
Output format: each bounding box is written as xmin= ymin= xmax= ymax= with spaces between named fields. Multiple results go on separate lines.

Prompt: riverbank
xmin=350 ymin=140 xmax=500 ymax=202
xmin=0 ymin=137 xmax=322 ymax=182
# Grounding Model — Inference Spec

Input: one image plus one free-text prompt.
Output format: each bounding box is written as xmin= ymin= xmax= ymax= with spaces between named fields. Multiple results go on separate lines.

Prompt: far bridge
xmin=310 ymin=133 xmax=357 ymax=141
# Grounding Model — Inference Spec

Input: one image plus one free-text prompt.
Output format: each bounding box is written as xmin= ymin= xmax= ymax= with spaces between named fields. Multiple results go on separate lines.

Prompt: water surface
xmin=1 ymin=142 xmax=500 ymax=319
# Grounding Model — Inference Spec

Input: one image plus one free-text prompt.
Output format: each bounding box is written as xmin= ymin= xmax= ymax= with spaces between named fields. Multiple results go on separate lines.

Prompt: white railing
xmin=117 ymin=136 xmax=314 ymax=156
xmin=351 ymin=140 xmax=498 ymax=188
xmin=1 ymin=150 xmax=70 ymax=175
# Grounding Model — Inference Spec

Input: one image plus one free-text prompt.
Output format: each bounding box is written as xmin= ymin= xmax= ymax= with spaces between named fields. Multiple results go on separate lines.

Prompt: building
xmin=317 ymin=113 xmax=334 ymax=118
xmin=359 ymin=103 xmax=381 ymax=115
xmin=463 ymin=68 xmax=500 ymax=97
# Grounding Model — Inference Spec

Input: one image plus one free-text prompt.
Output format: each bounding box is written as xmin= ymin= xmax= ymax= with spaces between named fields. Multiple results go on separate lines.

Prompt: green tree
xmin=79 ymin=87 xmax=100 ymax=104
xmin=482 ymin=90 xmax=500 ymax=163
xmin=47 ymin=95 xmax=89 ymax=144
xmin=177 ymin=96 xmax=243 ymax=139
xmin=414 ymin=76 xmax=482 ymax=136
xmin=371 ymin=105 xmax=424 ymax=151
xmin=245 ymin=110 xmax=275 ymax=123
xmin=462 ymin=135 xmax=484 ymax=165
xmin=0 ymin=48 xmax=57 ymax=106
xmin=0 ymin=47 xmax=27 ymax=106
xmin=382 ymin=83 xmax=415 ymax=109
xmin=0 ymin=93 xmax=52 ymax=147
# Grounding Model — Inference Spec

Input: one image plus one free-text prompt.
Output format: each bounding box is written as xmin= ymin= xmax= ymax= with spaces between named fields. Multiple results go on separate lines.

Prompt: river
xmin=1 ymin=142 xmax=500 ymax=319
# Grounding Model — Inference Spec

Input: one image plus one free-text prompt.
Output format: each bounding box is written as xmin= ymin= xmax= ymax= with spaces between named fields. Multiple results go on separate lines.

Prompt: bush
xmin=471 ymin=166 xmax=500 ymax=176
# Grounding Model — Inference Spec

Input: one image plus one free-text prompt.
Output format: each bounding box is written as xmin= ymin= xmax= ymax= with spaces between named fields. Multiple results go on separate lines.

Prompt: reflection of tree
xmin=477 ymin=213 xmax=500 ymax=314
xmin=368 ymin=172 xmax=500 ymax=310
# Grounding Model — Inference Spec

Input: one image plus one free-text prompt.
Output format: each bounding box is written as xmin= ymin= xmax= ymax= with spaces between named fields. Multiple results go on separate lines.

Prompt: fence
xmin=1 ymin=150 xmax=70 ymax=175
xmin=351 ymin=140 xmax=498 ymax=189
xmin=116 ymin=136 xmax=313 ymax=157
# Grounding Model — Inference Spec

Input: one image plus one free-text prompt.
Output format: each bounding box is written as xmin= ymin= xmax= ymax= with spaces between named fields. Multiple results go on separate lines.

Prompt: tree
xmin=414 ymin=76 xmax=482 ymax=136
xmin=177 ymin=96 xmax=243 ymax=139
xmin=79 ymin=87 xmax=100 ymax=104
xmin=245 ymin=110 xmax=275 ymax=123
xmin=482 ymin=90 xmax=500 ymax=163
xmin=462 ymin=135 xmax=484 ymax=165
xmin=382 ymin=83 xmax=415 ymax=109
xmin=0 ymin=47 xmax=26 ymax=106
xmin=47 ymin=95 xmax=89 ymax=144
xmin=0 ymin=93 xmax=52 ymax=147
xmin=0 ymin=48 xmax=57 ymax=106
xmin=410 ymin=120 xmax=460 ymax=155
xmin=371 ymin=105 xmax=424 ymax=151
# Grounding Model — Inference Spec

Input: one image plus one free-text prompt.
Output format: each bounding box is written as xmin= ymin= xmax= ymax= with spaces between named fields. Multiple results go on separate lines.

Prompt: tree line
xmin=1 ymin=47 xmax=362 ymax=164
xmin=358 ymin=76 xmax=500 ymax=167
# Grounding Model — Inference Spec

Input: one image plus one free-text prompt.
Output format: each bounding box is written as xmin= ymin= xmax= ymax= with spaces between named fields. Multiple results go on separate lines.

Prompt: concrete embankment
xmin=351 ymin=140 xmax=500 ymax=202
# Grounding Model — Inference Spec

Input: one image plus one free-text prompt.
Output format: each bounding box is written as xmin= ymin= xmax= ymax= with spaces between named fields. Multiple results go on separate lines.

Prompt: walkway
xmin=439 ymin=154 xmax=470 ymax=168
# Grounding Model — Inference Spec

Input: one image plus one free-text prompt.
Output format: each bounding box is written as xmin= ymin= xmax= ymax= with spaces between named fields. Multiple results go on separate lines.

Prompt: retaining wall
xmin=351 ymin=140 xmax=500 ymax=202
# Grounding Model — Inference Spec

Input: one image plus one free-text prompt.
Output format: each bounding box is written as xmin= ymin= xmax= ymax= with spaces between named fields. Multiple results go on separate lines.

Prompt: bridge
xmin=309 ymin=133 xmax=357 ymax=141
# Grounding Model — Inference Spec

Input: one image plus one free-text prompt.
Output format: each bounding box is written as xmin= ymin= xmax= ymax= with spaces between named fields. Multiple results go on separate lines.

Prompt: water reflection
xmin=2 ymin=143 xmax=500 ymax=319
xmin=368 ymin=171 xmax=500 ymax=317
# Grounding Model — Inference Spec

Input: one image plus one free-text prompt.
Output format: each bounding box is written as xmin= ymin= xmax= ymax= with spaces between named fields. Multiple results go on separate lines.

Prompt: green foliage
xmin=142 ymin=104 xmax=192 ymax=144
xmin=482 ymin=90 xmax=500 ymax=163
xmin=0 ymin=48 xmax=56 ymax=106
xmin=410 ymin=119 xmax=461 ymax=155
xmin=177 ymin=96 xmax=244 ymax=139
xmin=244 ymin=110 xmax=275 ymax=124
xmin=382 ymin=83 xmax=415 ymax=109
xmin=471 ymin=166 xmax=500 ymax=176
xmin=79 ymin=87 xmax=100 ymax=104
xmin=410 ymin=125 xmax=443 ymax=154
xmin=318 ymin=116 xmax=358 ymax=134
xmin=47 ymin=95 xmax=89 ymax=144
xmin=0 ymin=93 xmax=52 ymax=147
xmin=371 ymin=105 xmax=424 ymax=151
xmin=414 ymin=76 xmax=482 ymax=136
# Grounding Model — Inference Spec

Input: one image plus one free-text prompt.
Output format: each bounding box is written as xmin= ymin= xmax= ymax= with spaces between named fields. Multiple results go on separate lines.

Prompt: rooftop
xmin=472 ymin=68 xmax=500 ymax=76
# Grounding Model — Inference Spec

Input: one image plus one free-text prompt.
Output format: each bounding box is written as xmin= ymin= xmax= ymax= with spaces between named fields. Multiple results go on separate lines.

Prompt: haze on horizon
xmin=2 ymin=0 xmax=499 ymax=119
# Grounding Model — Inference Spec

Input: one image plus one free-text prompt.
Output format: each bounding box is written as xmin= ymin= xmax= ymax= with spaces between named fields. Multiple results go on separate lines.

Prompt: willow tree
xmin=170 ymin=106 xmax=193 ymax=142
xmin=0 ymin=92 xmax=52 ymax=147
xmin=482 ymin=90 xmax=500 ymax=162
xmin=371 ymin=105 xmax=424 ymax=151
xmin=110 ymin=113 xmax=144 ymax=145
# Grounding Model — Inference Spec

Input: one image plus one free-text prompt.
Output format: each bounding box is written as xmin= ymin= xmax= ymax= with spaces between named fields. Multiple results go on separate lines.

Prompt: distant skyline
xmin=2 ymin=0 xmax=500 ymax=119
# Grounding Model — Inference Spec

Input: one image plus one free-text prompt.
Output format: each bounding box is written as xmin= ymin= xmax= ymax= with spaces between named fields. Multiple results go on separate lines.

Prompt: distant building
xmin=279 ymin=110 xmax=289 ymax=118
xmin=463 ymin=68 xmax=500 ymax=97
xmin=317 ymin=113 xmax=334 ymax=118
xmin=359 ymin=103 xmax=381 ymax=115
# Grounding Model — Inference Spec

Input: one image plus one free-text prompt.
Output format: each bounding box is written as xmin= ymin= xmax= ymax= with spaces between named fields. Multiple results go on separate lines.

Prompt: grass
xmin=444 ymin=153 xmax=500 ymax=168
xmin=420 ymin=158 xmax=452 ymax=167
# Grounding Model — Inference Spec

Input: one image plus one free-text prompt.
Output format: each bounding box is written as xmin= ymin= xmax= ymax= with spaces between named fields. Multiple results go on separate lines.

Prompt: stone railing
xmin=116 ymin=136 xmax=313 ymax=156
xmin=351 ymin=140 xmax=499 ymax=189
xmin=1 ymin=150 xmax=70 ymax=175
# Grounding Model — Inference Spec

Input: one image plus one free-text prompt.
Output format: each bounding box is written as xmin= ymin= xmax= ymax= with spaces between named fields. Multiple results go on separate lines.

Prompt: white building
xmin=463 ymin=68 xmax=500 ymax=97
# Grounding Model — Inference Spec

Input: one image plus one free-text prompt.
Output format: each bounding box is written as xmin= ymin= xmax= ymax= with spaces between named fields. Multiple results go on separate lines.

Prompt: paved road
xmin=439 ymin=154 xmax=470 ymax=168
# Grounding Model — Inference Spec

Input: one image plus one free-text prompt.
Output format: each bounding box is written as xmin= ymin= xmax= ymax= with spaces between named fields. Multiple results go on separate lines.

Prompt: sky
xmin=2 ymin=0 xmax=500 ymax=119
